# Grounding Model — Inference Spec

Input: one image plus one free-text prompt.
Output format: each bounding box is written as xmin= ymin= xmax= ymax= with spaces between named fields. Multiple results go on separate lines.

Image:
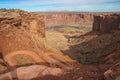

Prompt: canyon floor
xmin=46 ymin=24 xmax=120 ymax=80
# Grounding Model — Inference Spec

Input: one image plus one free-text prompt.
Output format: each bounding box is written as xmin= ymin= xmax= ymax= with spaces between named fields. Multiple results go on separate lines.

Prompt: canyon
xmin=40 ymin=12 xmax=120 ymax=80
xmin=0 ymin=9 xmax=120 ymax=80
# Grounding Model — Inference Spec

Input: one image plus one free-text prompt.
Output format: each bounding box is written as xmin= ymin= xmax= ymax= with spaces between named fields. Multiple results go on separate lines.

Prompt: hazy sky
xmin=0 ymin=0 xmax=120 ymax=12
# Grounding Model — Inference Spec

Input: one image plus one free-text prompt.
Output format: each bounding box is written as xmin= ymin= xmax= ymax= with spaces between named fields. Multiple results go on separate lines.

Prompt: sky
xmin=0 ymin=0 xmax=120 ymax=12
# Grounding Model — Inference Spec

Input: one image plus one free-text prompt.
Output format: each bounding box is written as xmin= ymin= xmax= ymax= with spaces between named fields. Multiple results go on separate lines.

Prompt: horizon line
xmin=0 ymin=8 xmax=120 ymax=13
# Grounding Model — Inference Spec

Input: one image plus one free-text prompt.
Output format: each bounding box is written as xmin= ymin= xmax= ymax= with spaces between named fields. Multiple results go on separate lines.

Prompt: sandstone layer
xmin=39 ymin=12 xmax=93 ymax=27
xmin=39 ymin=12 xmax=120 ymax=28
xmin=0 ymin=65 xmax=63 ymax=80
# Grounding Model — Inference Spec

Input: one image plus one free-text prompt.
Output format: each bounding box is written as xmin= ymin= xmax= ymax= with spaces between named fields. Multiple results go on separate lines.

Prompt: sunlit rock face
xmin=0 ymin=10 xmax=45 ymax=38
xmin=93 ymin=14 xmax=120 ymax=33
xmin=0 ymin=65 xmax=63 ymax=80
xmin=40 ymin=13 xmax=93 ymax=27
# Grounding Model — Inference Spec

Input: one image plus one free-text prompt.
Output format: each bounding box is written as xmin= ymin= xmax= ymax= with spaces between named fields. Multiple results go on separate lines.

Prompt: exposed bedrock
xmin=93 ymin=14 xmax=120 ymax=33
xmin=0 ymin=10 xmax=45 ymax=37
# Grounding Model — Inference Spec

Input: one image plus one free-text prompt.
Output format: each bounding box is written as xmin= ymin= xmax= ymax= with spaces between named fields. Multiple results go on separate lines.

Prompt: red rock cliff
xmin=40 ymin=13 xmax=93 ymax=27
xmin=93 ymin=14 xmax=120 ymax=33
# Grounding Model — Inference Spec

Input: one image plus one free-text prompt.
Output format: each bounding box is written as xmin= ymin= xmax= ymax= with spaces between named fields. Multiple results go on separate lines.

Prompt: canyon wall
xmin=93 ymin=14 xmax=120 ymax=33
xmin=0 ymin=9 xmax=46 ymax=57
xmin=39 ymin=13 xmax=93 ymax=27
xmin=39 ymin=12 xmax=120 ymax=29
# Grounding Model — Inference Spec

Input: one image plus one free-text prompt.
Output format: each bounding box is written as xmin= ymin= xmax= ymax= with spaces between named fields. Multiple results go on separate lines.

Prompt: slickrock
xmin=0 ymin=65 xmax=63 ymax=80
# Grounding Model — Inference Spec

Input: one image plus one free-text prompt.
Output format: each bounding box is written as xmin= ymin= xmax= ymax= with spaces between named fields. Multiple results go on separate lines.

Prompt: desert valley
xmin=0 ymin=9 xmax=120 ymax=80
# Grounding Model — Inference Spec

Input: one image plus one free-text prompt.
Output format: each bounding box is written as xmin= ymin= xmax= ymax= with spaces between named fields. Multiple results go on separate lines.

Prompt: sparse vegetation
xmin=46 ymin=24 xmax=92 ymax=33
xmin=0 ymin=8 xmax=24 ymax=12
xmin=13 ymin=54 xmax=35 ymax=66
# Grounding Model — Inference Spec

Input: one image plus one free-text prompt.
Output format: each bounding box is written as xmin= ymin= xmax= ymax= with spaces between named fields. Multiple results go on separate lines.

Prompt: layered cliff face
xmin=93 ymin=14 xmax=120 ymax=33
xmin=0 ymin=9 xmax=46 ymax=64
xmin=40 ymin=13 xmax=93 ymax=27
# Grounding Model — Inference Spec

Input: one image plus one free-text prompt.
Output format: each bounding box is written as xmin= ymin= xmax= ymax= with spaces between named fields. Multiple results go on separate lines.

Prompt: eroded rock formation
xmin=93 ymin=14 xmax=120 ymax=33
xmin=0 ymin=10 xmax=45 ymax=37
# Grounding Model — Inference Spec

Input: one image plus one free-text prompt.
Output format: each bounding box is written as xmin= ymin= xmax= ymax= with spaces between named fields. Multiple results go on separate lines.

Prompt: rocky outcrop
xmin=39 ymin=13 xmax=93 ymax=27
xmin=93 ymin=14 xmax=120 ymax=33
xmin=104 ymin=62 xmax=120 ymax=80
xmin=0 ymin=65 xmax=63 ymax=80
xmin=0 ymin=10 xmax=79 ymax=78
xmin=0 ymin=10 xmax=45 ymax=37
xmin=0 ymin=10 xmax=46 ymax=73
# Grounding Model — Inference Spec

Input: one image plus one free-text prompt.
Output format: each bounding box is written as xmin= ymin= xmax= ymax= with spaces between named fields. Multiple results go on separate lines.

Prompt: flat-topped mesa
xmin=93 ymin=14 xmax=120 ymax=33
xmin=0 ymin=9 xmax=45 ymax=38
